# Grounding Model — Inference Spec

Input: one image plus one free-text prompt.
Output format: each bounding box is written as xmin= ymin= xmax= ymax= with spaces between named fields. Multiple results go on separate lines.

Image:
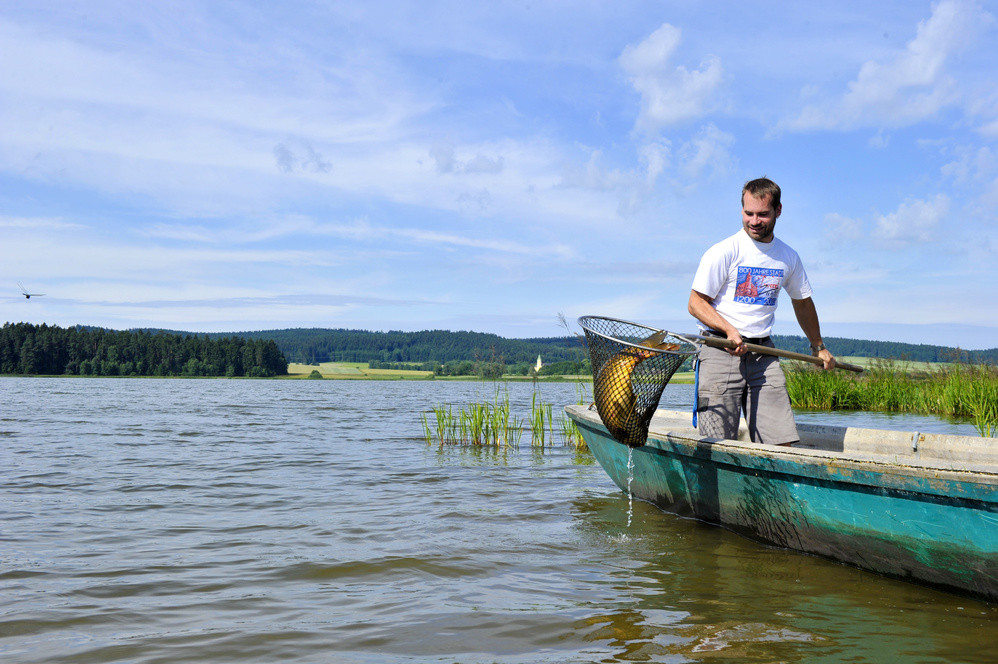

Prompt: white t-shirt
xmin=691 ymin=230 xmax=813 ymax=338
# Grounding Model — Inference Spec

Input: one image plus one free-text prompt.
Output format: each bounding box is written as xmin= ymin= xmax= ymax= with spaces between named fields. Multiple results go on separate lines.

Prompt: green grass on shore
xmin=287 ymin=361 xmax=698 ymax=383
xmin=786 ymin=359 xmax=998 ymax=437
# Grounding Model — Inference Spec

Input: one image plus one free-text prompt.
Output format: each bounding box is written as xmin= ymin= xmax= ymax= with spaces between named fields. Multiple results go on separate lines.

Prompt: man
xmin=688 ymin=177 xmax=835 ymax=445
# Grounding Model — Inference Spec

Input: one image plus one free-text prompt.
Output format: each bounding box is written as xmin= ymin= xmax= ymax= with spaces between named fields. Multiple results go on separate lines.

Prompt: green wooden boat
xmin=565 ymin=405 xmax=998 ymax=603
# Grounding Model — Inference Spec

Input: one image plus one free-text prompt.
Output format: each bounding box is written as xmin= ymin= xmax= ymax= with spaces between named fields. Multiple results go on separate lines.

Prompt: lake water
xmin=2 ymin=377 xmax=996 ymax=663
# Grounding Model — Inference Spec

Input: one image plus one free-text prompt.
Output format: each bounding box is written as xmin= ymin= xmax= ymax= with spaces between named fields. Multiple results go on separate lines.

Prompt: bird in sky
xmin=17 ymin=282 xmax=45 ymax=299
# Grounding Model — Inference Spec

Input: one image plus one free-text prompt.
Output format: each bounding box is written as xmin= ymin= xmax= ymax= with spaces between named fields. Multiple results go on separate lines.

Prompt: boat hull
xmin=567 ymin=405 xmax=998 ymax=603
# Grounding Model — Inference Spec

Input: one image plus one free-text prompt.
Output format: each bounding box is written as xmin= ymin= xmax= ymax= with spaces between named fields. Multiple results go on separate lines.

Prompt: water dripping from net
xmin=626 ymin=446 xmax=635 ymax=528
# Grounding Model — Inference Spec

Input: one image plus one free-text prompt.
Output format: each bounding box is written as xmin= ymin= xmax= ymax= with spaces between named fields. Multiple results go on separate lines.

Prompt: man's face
xmin=741 ymin=193 xmax=780 ymax=243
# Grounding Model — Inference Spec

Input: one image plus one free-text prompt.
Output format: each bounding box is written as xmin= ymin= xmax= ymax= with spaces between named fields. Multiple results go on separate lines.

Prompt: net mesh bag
xmin=579 ymin=316 xmax=699 ymax=447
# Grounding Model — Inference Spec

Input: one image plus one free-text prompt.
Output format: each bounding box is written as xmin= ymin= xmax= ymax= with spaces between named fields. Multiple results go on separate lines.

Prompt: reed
xmin=529 ymin=391 xmax=554 ymax=447
xmin=558 ymin=382 xmax=590 ymax=451
xmin=420 ymin=412 xmax=433 ymax=444
xmin=785 ymin=359 xmax=998 ymax=437
xmin=421 ymin=404 xmax=458 ymax=445
xmin=423 ymin=368 xmax=595 ymax=449
xmin=558 ymin=414 xmax=580 ymax=448
xmin=495 ymin=389 xmax=524 ymax=447
xmin=488 ymin=384 xmax=523 ymax=447
xmin=463 ymin=402 xmax=488 ymax=444
xmin=424 ymin=385 xmax=523 ymax=448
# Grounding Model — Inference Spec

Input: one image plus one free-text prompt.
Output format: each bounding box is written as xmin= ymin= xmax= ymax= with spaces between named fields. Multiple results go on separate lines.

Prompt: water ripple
xmin=2 ymin=377 xmax=997 ymax=663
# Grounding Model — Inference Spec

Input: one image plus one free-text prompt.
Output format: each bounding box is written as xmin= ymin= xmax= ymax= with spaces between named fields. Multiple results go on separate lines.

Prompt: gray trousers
xmin=695 ymin=340 xmax=799 ymax=444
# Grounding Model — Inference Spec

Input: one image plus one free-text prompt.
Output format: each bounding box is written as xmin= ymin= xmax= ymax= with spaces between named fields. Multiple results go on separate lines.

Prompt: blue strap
xmin=692 ymin=357 xmax=700 ymax=427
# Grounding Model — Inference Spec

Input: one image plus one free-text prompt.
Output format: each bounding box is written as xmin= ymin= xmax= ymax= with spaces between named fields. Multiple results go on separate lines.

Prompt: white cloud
xmin=463 ymin=154 xmax=504 ymax=174
xmin=980 ymin=117 xmax=998 ymax=138
xmin=677 ymin=124 xmax=735 ymax=180
xmin=619 ymin=23 xmax=723 ymax=133
xmin=429 ymin=145 xmax=504 ymax=175
xmin=0 ymin=215 xmax=82 ymax=230
xmin=558 ymin=147 xmax=626 ymax=192
xmin=941 ymin=146 xmax=997 ymax=184
xmin=638 ymin=139 xmax=671 ymax=185
xmin=786 ymin=0 xmax=990 ymax=131
xmin=430 ymin=143 xmax=457 ymax=173
xmin=868 ymin=131 xmax=890 ymax=149
xmin=873 ymin=194 xmax=950 ymax=244
xmin=824 ymin=213 xmax=865 ymax=242
xmin=273 ymin=138 xmax=332 ymax=174
xmin=2 ymin=2 xmax=996 ymax=341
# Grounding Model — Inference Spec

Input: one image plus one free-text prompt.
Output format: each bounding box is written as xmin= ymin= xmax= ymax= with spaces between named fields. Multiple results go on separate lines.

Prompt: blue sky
xmin=2 ymin=1 xmax=997 ymax=349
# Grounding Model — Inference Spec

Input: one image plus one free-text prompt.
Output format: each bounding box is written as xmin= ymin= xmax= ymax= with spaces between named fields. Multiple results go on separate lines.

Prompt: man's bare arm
xmin=791 ymin=297 xmax=836 ymax=370
xmin=688 ymin=290 xmax=746 ymax=355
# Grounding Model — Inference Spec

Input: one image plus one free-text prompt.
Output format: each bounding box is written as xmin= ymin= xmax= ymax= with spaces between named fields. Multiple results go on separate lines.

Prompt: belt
xmin=704 ymin=329 xmax=771 ymax=345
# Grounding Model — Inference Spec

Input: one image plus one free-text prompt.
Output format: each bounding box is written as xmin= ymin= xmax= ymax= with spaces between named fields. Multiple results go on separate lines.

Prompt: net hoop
xmin=578 ymin=316 xmax=700 ymax=357
xmin=578 ymin=316 xmax=699 ymax=447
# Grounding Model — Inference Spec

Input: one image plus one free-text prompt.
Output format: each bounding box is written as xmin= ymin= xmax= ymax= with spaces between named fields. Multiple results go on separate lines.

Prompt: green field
xmin=286 ymin=362 xmax=606 ymax=382
xmin=286 ymin=362 xmax=431 ymax=379
xmin=286 ymin=356 xmax=931 ymax=387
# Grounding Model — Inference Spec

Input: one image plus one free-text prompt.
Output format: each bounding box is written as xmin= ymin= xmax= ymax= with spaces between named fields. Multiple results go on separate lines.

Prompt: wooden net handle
xmin=692 ymin=334 xmax=864 ymax=373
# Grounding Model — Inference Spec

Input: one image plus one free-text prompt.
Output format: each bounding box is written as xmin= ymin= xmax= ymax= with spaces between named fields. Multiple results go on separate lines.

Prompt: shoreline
xmin=0 ymin=367 xmax=696 ymax=384
xmin=285 ymin=362 xmax=696 ymax=383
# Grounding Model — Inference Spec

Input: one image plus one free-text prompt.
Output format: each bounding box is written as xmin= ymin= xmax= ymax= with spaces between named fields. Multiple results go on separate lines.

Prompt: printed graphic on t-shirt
xmin=734 ymin=266 xmax=783 ymax=305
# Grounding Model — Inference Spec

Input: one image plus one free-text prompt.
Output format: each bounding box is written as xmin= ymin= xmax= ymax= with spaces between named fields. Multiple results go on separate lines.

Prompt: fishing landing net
xmin=579 ymin=316 xmax=699 ymax=448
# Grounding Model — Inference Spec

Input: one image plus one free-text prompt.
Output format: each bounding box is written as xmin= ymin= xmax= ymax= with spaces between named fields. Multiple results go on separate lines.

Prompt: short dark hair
xmin=742 ymin=177 xmax=781 ymax=209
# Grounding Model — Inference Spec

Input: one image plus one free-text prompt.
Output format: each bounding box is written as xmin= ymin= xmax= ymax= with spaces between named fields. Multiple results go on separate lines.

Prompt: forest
xmin=2 ymin=322 xmax=995 ymax=377
xmin=203 ymin=327 xmax=587 ymax=365
xmin=230 ymin=327 xmax=997 ymax=366
xmin=0 ymin=323 xmax=288 ymax=377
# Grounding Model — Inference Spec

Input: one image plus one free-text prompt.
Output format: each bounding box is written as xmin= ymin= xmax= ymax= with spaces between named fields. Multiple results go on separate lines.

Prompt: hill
xmin=200 ymin=327 xmax=586 ymax=365
xmin=220 ymin=327 xmax=997 ymax=366
xmin=3 ymin=323 xmax=996 ymax=378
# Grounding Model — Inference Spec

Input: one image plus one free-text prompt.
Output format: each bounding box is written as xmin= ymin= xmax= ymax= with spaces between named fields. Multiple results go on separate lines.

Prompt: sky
xmin=2 ymin=1 xmax=997 ymax=349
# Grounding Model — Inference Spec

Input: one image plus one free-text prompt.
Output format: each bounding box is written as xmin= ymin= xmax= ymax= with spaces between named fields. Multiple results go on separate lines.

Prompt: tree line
xmin=1 ymin=323 xmax=288 ymax=377
xmin=4 ymin=322 xmax=994 ymax=378
xmin=209 ymin=327 xmax=587 ymax=365
xmin=236 ymin=327 xmax=996 ymax=366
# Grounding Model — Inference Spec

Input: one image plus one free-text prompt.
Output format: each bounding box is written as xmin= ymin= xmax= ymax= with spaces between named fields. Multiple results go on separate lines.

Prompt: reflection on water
xmin=571 ymin=496 xmax=998 ymax=663
xmin=1 ymin=377 xmax=995 ymax=663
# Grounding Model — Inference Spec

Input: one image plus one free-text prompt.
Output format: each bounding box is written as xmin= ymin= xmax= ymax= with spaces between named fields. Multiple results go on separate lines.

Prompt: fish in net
xmin=579 ymin=316 xmax=699 ymax=447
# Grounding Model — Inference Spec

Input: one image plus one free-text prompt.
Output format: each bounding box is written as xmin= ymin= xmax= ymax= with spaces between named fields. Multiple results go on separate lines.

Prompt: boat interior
xmin=639 ymin=408 xmax=998 ymax=473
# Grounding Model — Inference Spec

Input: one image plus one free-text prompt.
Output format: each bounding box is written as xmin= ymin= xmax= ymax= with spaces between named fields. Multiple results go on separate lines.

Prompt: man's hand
xmin=815 ymin=348 xmax=836 ymax=371
xmin=726 ymin=330 xmax=747 ymax=356
xmin=688 ymin=289 xmax=746 ymax=355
